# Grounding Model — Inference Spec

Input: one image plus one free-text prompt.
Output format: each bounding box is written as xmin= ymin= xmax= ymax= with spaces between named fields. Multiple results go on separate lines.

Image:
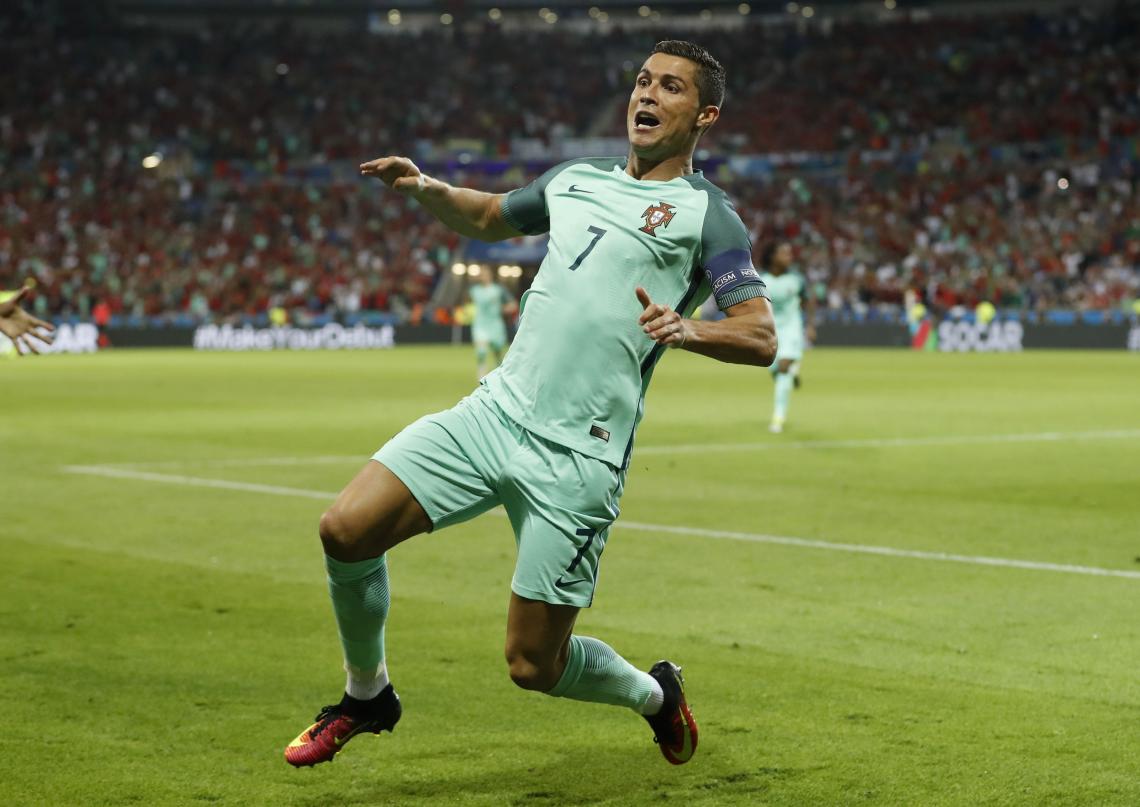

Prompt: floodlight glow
xmin=488 ymin=8 xmax=502 ymax=21
xmin=738 ymin=3 xmax=751 ymax=14
xmin=1057 ymin=178 xmax=1070 ymax=190
xmin=387 ymin=9 xmax=401 ymax=25
xmin=452 ymin=263 xmax=466 ymax=275
xmin=142 ymin=153 xmax=162 ymax=169
xmin=638 ymin=5 xmax=651 ymax=17
xmin=440 ymin=13 xmax=453 ymax=24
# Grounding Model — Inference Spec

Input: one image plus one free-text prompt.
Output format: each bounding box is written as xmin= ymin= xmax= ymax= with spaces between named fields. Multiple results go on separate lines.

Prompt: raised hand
xmin=0 ymin=287 xmax=55 ymax=355
xmin=359 ymin=156 xmax=428 ymax=196
xmin=636 ymin=286 xmax=690 ymax=348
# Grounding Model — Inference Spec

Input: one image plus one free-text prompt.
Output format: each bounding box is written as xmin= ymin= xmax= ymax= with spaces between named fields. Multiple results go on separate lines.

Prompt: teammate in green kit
xmin=284 ymin=40 xmax=777 ymax=769
xmin=759 ymin=241 xmax=816 ymax=433
xmin=468 ymin=267 xmax=515 ymax=379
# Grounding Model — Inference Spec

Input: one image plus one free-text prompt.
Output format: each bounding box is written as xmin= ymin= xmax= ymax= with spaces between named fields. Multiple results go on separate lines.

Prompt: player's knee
xmin=318 ymin=505 xmax=365 ymax=556
xmin=504 ymin=647 xmax=558 ymax=691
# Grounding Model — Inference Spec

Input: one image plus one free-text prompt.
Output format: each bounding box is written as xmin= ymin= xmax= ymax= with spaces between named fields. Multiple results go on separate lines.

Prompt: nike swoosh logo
xmin=568 ymin=185 xmax=593 ymax=194
xmin=554 ymin=575 xmax=591 ymax=589
xmin=332 ymin=727 xmax=362 ymax=747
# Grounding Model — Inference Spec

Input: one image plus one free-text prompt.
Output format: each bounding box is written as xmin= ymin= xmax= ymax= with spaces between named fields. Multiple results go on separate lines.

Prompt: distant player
xmin=759 ymin=241 xmax=815 ymax=433
xmin=468 ymin=267 xmax=515 ymax=379
xmin=0 ymin=286 xmax=55 ymax=356
xmin=284 ymin=41 xmax=776 ymax=769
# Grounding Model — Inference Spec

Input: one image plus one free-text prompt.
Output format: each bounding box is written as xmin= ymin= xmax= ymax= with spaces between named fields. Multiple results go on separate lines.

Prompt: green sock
xmin=547 ymin=635 xmax=655 ymax=712
xmin=326 ymin=554 xmax=389 ymax=682
xmin=774 ymin=372 xmax=794 ymax=419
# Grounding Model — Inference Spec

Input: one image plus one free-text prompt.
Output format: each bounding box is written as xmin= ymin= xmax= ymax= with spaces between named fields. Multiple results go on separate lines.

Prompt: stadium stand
xmin=1 ymin=3 xmax=1137 ymax=324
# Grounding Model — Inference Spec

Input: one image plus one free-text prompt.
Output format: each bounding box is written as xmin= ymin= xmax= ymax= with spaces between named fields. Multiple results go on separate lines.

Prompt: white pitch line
xmin=60 ymin=465 xmax=336 ymax=501
xmin=613 ymin=520 xmax=1140 ymax=580
xmin=634 ymin=428 xmax=1140 ymax=456
xmin=79 ymin=428 xmax=1140 ymax=469
xmin=61 ymin=464 xmax=1140 ymax=581
xmin=94 ymin=455 xmax=365 ymax=470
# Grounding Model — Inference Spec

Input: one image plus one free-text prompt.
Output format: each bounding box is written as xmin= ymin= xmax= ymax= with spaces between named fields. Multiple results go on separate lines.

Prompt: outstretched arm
xmin=0 ymin=287 xmax=55 ymax=356
xmin=360 ymin=156 xmax=521 ymax=242
xmin=637 ymin=287 xmax=776 ymax=367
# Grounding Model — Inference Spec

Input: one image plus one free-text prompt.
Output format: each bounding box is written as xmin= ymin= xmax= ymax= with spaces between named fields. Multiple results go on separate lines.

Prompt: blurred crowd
xmin=6 ymin=8 xmax=1136 ymax=161
xmin=732 ymin=147 xmax=1140 ymax=316
xmin=0 ymin=22 xmax=607 ymax=167
xmin=705 ymin=8 xmax=1140 ymax=155
xmin=1 ymin=5 xmax=1137 ymax=322
xmin=0 ymin=172 xmax=459 ymax=324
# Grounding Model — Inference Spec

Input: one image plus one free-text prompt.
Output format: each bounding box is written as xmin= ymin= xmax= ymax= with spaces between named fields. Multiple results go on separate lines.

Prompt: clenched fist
xmin=636 ymin=286 xmax=691 ymax=348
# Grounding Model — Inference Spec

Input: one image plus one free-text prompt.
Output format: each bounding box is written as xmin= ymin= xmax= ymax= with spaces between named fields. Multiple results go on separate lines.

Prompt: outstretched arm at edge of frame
xmin=360 ymin=155 xmax=521 ymax=242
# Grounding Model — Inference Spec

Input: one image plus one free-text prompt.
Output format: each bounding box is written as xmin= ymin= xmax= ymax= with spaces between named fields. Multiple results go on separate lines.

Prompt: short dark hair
xmin=651 ymin=40 xmax=726 ymax=109
xmin=760 ymin=241 xmax=786 ymax=269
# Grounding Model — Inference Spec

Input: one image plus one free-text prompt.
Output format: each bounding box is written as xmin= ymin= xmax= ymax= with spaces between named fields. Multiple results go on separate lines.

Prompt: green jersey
xmin=760 ymin=271 xmax=805 ymax=332
xmin=470 ymin=282 xmax=510 ymax=343
xmin=486 ymin=157 xmax=768 ymax=468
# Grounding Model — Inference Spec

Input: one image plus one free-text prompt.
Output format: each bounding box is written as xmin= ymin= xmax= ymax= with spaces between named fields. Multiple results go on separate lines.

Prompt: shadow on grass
xmin=280 ymin=743 xmax=826 ymax=807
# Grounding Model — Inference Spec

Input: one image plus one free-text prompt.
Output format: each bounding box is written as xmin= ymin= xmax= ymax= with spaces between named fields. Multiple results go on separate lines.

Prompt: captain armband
xmin=704 ymin=249 xmax=769 ymax=310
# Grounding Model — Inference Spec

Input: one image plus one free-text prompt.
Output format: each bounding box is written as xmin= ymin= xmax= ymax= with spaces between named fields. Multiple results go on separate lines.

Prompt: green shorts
xmin=373 ymin=384 xmax=625 ymax=608
xmin=472 ymin=324 xmax=507 ymax=353
xmin=773 ymin=319 xmax=804 ymax=364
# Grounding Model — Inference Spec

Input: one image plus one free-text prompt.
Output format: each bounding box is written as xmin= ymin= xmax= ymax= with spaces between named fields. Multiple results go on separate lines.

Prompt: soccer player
xmin=468 ymin=266 xmax=515 ymax=379
xmin=0 ymin=286 xmax=55 ymax=355
xmin=284 ymin=40 xmax=776 ymax=768
xmin=758 ymin=241 xmax=815 ymax=433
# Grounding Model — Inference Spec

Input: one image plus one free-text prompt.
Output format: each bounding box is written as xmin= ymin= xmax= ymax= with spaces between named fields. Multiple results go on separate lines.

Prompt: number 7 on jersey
xmin=568 ymin=225 xmax=607 ymax=271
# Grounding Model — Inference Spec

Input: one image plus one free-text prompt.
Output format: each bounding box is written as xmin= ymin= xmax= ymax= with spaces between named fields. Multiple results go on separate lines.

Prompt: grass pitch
xmin=3 ymin=347 xmax=1138 ymax=806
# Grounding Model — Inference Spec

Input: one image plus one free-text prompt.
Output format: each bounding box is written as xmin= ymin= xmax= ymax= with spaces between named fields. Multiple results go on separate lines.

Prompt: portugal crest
xmin=639 ymin=202 xmax=676 ymax=236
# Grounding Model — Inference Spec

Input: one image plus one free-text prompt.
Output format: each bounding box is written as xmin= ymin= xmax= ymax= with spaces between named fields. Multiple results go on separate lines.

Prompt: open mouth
xmin=634 ymin=111 xmax=661 ymax=131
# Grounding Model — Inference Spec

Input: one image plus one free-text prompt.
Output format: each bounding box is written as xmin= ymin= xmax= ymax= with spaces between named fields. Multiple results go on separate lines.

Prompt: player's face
xmin=627 ymin=53 xmax=716 ymax=160
xmin=775 ymin=243 xmax=794 ymax=270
